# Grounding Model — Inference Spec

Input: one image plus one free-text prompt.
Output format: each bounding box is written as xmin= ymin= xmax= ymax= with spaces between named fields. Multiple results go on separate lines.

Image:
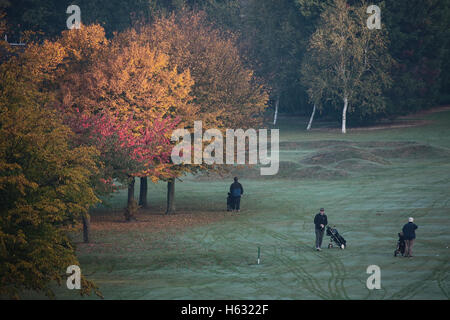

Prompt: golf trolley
xmin=326 ymin=226 xmax=347 ymax=249
xmin=394 ymin=232 xmax=406 ymax=257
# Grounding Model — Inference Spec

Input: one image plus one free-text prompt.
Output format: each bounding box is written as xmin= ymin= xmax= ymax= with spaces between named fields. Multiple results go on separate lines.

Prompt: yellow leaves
xmin=20 ymin=40 xmax=66 ymax=84
xmin=59 ymin=24 xmax=108 ymax=62
xmin=143 ymin=10 xmax=268 ymax=130
xmin=58 ymin=25 xmax=195 ymax=127
xmin=0 ymin=42 xmax=102 ymax=298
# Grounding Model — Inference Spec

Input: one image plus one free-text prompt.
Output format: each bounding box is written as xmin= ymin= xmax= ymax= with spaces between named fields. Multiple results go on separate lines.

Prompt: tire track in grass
xmin=250 ymin=241 xmax=326 ymax=298
xmin=194 ymin=211 xmax=350 ymax=299
xmin=325 ymin=257 xmax=337 ymax=298
xmin=389 ymin=259 xmax=448 ymax=299
xmin=243 ymin=221 xmax=347 ymax=299
xmin=387 ymin=193 xmax=449 ymax=299
xmin=431 ymin=260 xmax=449 ymax=299
xmin=208 ymin=217 xmax=374 ymax=300
xmin=308 ymin=249 xmax=342 ymax=299
xmin=264 ymin=227 xmax=349 ymax=299
xmin=275 ymin=251 xmax=331 ymax=299
xmin=234 ymin=219 xmax=332 ymax=299
xmin=318 ymin=251 xmax=350 ymax=300
xmin=435 ymin=266 xmax=449 ymax=299
xmin=185 ymin=244 xmax=263 ymax=298
xmin=222 ymin=211 xmax=374 ymax=300
xmin=188 ymin=222 xmax=274 ymax=298
xmin=355 ymin=277 xmax=387 ymax=300
xmin=311 ymin=239 xmax=350 ymax=300
xmin=332 ymin=254 xmax=351 ymax=299
xmin=387 ymin=196 xmax=448 ymax=299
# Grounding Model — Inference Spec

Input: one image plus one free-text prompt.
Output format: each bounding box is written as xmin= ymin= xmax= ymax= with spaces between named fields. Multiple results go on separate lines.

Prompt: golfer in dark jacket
xmin=402 ymin=217 xmax=418 ymax=257
xmin=314 ymin=208 xmax=328 ymax=251
xmin=230 ymin=177 xmax=244 ymax=212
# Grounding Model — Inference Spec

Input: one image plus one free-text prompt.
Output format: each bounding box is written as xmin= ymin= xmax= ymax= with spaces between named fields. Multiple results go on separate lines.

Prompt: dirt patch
xmin=89 ymin=210 xmax=228 ymax=233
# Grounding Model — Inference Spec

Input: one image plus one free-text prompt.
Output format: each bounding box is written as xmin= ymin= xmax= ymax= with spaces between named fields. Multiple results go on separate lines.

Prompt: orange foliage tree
xmin=125 ymin=10 xmax=269 ymax=213
xmin=55 ymin=25 xmax=198 ymax=217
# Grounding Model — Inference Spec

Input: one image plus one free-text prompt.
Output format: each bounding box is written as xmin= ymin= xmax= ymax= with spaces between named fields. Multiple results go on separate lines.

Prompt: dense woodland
xmin=4 ymin=0 xmax=450 ymax=120
xmin=0 ymin=0 xmax=449 ymax=298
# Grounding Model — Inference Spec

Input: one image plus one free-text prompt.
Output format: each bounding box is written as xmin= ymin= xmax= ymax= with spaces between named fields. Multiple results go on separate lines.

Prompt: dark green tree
xmin=383 ymin=0 xmax=450 ymax=115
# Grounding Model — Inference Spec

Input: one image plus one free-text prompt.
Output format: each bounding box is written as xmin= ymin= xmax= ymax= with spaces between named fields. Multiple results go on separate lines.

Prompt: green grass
xmin=28 ymin=109 xmax=450 ymax=300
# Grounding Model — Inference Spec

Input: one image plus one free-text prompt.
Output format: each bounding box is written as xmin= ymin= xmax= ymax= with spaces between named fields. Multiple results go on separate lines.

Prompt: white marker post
xmin=257 ymin=246 xmax=261 ymax=265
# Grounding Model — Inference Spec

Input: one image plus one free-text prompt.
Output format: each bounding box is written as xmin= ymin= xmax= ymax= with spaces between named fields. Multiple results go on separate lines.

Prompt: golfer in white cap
xmin=402 ymin=217 xmax=418 ymax=257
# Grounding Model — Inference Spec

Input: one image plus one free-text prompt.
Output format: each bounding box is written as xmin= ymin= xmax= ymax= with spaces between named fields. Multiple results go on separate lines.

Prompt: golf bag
xmin=394 ymin=232 xmax=406 ymax=257
xmin=326 ymin=226 xmax=347 ymax=249
xmin=227 ymin=192 xmax=233 ymax=211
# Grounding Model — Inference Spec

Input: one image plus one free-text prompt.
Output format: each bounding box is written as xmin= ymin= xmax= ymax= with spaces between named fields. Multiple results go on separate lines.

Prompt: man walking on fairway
xmin=230 ymin=177 xmax=244 ymax=212
xmin=314 ymin=208 xmax=328 ymax=251
xmin=402 ymin=217 xmax=418 ymax=257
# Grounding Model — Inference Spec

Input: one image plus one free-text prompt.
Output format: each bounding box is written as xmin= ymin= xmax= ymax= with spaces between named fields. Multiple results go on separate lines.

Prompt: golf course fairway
xmin=29 ymin=108 xmax=450 ymax=300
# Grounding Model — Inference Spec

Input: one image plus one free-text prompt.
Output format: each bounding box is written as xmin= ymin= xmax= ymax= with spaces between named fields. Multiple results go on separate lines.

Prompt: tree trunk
xmin=139 ymin=177 xmax=148 ymax=208
xmin=125 ymin=176 xmax=137 ymax=221
xmin=273 ymin=94 xmax=280 ymax=125
xmin=82 ymin=213 xmax=90 ymax=243
xmin=307 ymin=104 xmax=316 ymax=130
xmin=342 ymin=97 xmax=348 ymax=134
xmin=166 ymin=178 xmax=175 ymax=215
xmin=127 ymin=176 xmax=135 ymax=207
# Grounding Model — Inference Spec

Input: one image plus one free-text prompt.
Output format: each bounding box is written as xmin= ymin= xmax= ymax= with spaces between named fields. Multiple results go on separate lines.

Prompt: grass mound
xmin=356 ymin=141 xmax=416 ymax=148
xmin=195 ymin=161 xmax=348 ymax=181
xmin=334 ymin=159 xmax=384 ymax=171
xmin=372 ymin=143 xmax=450 ymax=159
xmin=195 ymin=141 xmax=449 ymax=182
xmin=276 ymin=161 xmax=302 ymax=173
xmin=276 ymin=161 xmax=348 ymax=179
xmin=279 ymin=140 xmax=350 ymax=150
xmin=301 ymin=146 xmax=390 ymax=166
xmin=195 ymin=166 xmax=261 ymax=181
xmin=292 ymin=165 xmax=348 ymax=179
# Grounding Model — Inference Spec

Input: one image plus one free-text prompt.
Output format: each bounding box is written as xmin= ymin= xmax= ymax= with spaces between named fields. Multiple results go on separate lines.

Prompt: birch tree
xmin=301 ymin=53 xmax=327 ymax=130
xmin=301 ymin=0 xmax=392 ymax=133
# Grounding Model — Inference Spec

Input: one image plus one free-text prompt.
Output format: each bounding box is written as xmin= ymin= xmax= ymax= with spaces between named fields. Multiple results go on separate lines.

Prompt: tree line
xmin=4 ymin=0 xmax=450 ymax=122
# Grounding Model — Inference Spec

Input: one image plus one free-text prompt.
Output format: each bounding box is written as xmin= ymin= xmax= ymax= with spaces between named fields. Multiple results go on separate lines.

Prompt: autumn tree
xmin=137 ymin=10 xmax=268 ymax=129
xmin=128 ymin=10 xmax=269 ymax=213
xmin=0 ymin=38 xmax=101 ymax=298
xmin=56 ymin=24 xmax=195 ymax=218
xmin=301 ymin=0 xmax=392 ymax=133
